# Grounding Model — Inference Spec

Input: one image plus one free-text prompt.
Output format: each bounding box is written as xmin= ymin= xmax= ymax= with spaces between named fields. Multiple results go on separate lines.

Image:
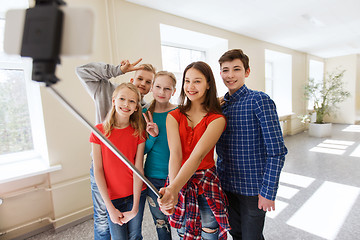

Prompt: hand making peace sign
xmin=120 ymin=58 xmax=144 ymax=74
xmin=143 ymin=111 xmax=159 ymax=137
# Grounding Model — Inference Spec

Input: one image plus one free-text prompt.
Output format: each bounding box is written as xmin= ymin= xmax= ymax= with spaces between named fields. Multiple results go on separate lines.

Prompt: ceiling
xmin=126 ymin=0 xmax=360 ymax=58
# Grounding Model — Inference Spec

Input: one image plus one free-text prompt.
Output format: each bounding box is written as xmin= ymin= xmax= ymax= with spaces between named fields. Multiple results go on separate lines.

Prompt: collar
xmin=223 ymin=84 xmax=248 ymax=104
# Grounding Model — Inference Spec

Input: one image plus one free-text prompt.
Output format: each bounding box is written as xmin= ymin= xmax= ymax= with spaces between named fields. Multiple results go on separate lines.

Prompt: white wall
xmin=325 ymin=54 xmax=358 ymax=124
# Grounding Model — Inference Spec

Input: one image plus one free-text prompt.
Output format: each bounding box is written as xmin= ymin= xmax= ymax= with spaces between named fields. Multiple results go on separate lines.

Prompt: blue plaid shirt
xmin=216 ymin=85 xmax=287 ymax=201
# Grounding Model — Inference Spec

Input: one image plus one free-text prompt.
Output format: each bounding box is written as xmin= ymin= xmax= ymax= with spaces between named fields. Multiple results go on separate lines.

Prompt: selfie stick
xmin=20 ymin=0 xmax=161 ymax=198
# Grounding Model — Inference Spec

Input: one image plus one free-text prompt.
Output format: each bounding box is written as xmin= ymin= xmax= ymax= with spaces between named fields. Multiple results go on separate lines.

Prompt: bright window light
xmin=342 ymin=125 xmax=360 ymax=132
xmin=350 ymin=144 xmax=360 ymax=158
xmin=323 ymin=139 xmax=355 ymax=146
xmin=308 ymin=60 xmax=324 ymax=110
xmin=309 ymin=147 xmax=345 ymax=155
xmin=266 ymin=200 xmax=288 ymax=219
xmin=276 ymin=184 xmax=300 ymax=199
xmin=264 ymin=49 xmax=292 ymax=116
xmin=309 ymin=139 xmax=355 ymax=155
xmin=279 ymin=172 xmax=315 ymax=188
xmin=159 ymin=24 xmax=228 ymax=102
xmin=317 ymin=143 xmax=349 ymax=150
xmin=286 ymin=181 xmax=360 ymax=240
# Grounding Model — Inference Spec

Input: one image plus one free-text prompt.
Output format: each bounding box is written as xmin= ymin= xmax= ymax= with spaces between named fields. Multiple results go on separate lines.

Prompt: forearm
xmin=144 ymin=135 xmax=157 ymax=155
xmin=261 ymin=154 xmax=286 ymax=200
xmin=94 ymin=168 xmax=114 ymax=210
xmin=169 ymin=155 xmax=202 ymax=193
xmin=133 ymin=142 xmax=145 ymax=212
xmin=76 ymin=62 xmax=123 ymax=82
xmin=168 ymin=148 xmax=182 ymax=183
xmin=132 ymin=174 xmax=142 ymax=213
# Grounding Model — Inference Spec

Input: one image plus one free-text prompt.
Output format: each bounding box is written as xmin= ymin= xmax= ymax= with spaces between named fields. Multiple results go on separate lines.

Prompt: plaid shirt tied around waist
xmin=168 ymin=166 xmax=230 ymax=239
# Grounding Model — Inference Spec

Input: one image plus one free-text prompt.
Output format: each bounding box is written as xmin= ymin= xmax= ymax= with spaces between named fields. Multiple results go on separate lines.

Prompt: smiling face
xmin=112 ymin=87 xmax=139 ymax=119
xmin=183 ymin=67 xmax=209 ymax=103
xmin=220 ymin=58 xmax=250 ymax=95
xmin=152 ymin=75 xmax=176 ymax=104
xmin=130 ymin=70 xmax=154 ymax=97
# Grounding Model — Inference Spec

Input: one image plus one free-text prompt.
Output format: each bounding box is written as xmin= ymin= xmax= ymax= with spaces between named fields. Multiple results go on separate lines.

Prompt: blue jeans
xmin=145 ymin=177 xmax=172 ymax=240
xmin=225 ymin=191 xmax=266 ymax=240
xmin=90 ymin=163 xmax=111 ymax=240
xmin=108 ymin=190 xmax=146 ymax=240
xmin=178 ymin=194 xmax=219 ymax=240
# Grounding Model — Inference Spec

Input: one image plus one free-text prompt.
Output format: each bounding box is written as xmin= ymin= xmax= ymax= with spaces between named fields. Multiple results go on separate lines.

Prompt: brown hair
xmin=147 ymin=71 xmax=177 ymax=114
xmin=218 ymin=49 xmax=250 ymax=71
xmin=179 ymin=61 xmax=222 ymax=116
xmin=103 ymin=83 xmax=145 ymax=139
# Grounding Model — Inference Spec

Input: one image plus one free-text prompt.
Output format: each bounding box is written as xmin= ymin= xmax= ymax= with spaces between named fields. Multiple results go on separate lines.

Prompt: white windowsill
xmin=279 ymin=112 xmax=295 ymax=120
xmin=0 ymin=157 xmax=62 ymax=184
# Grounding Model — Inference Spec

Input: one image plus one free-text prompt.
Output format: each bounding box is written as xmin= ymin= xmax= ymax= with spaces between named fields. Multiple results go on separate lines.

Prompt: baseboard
xmin=288 ymin=126 xmax=306 ymax=136
xmin=8 ymin=214 xmax=93 ymax=240
xmin=10 ymin=224 xmax=53 ymax=240
xmin=54 ymin=214 xmax=93 ymax=233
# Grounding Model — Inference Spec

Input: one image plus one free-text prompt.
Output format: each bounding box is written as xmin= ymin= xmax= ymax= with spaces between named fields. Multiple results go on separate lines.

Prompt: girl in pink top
xmin=159 ymin=61 xmax=230 ymax=239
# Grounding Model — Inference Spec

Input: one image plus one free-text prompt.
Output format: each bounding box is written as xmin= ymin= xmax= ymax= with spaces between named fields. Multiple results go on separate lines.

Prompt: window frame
xmin=0 ymin=3 xmax=55 ymax=182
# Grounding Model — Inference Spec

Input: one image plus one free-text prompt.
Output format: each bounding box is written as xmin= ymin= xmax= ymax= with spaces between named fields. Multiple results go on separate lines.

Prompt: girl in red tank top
xmin=158 ymin=62 xmax=230 ymax=239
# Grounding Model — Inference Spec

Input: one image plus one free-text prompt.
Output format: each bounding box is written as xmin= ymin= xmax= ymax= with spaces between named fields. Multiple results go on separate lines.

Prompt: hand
xmin=143 ymin=112 xmax=159 ymax=137
xmin=120 ymin=58 xmax=144 ymax=74
xmin=258 ymin=194 xmax=275 ymax=212
xmin=108 ymin=207 xmax=124 ymax=225
xmin=158 ymin=187 xmax=177 ymax=215
xmin=120 ymin=209 xmax=138 ymax=224
xmin=218 ymin=96 xmax=225 ymax=106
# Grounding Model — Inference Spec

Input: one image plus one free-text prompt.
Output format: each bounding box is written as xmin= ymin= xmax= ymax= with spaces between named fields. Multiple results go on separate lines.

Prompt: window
xmin=0 ymin=1 xmax=49 ymax=170
xmin=265 ymin=49 xmax=292 ymax=116
xmin=161 ymin=45 xmax=206 ymax=103
xmin=265 ymin=61 xmax=274 ymax=98
xmin=308 ymin=59 xmax=324 ymax=110
xmin=159 ymin=24 xmax=228 ymax=103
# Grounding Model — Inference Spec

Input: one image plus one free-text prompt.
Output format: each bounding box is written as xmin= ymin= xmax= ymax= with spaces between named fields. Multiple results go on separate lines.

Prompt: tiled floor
xmin=27 ymin=124 xmax=360 ymax=240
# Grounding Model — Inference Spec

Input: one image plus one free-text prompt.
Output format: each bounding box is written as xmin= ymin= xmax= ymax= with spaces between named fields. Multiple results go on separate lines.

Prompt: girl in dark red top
xmin=158 ymin=61 xmax=230 ymax=239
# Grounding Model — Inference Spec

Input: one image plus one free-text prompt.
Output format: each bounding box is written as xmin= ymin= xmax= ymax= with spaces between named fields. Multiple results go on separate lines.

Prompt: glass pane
xmin=0 ymin=19 xmax=4 ymax=53
xmin=0 ymin=69 xmax=34 ymax=155
xmin=161 ymin=45 xmax=181 ymax=72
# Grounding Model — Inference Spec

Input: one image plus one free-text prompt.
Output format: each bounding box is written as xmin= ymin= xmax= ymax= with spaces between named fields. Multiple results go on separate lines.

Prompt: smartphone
xmin=4 ymin=6 xmax=94 ymax=57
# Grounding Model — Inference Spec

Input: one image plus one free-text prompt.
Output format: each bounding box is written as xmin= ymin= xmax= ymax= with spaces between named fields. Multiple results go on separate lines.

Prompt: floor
xmin=26 ymin=124 xmax=360 ymax=240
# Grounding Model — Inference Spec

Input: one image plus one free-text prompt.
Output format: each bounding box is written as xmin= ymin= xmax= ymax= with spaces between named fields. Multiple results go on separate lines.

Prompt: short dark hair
xmin=218 ymin=49 xmax=250 ymax=71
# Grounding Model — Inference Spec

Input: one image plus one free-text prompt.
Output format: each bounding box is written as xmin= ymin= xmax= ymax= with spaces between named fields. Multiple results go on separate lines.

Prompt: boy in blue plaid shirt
xmin=216 ymin=49 xmax=288 ymax=240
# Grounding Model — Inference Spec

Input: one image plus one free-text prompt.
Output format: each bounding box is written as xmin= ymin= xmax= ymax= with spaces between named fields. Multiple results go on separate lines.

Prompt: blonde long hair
xmin=146 ymin=71 xmax=177 ymax=114
xmin=103 ymin=83 xmax=145 ymax=139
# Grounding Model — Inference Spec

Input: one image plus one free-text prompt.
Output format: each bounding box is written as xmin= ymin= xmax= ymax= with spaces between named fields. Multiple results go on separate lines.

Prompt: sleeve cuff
xmin=260 ymin=185 xmax=277 ymax=201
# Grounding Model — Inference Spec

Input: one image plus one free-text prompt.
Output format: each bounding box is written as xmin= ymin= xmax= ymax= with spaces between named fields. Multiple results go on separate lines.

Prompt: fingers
xmin=143 ymin=111 xmax=153 ymax=123
xmin=258 ymin=194 xmax=275 ymax=212
xmin=129 ymin=58 xmax=144 ymax=71
xmin=142 ymin=112 xmax=149 ymax=123
xmin=161 ymin=207 xmax=175 ymax=215
xmin=111 ymin=212 xmax=124 ymax=226
xmin=147 ymin=111 xmax=153 ymax=122
xmin=120 ymin=58 xmax=144 ymax=73
xmin=158 ymin=187 xmax=166 ymax=197
xmin=132 ymin=58 xmax=142 ymax=66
